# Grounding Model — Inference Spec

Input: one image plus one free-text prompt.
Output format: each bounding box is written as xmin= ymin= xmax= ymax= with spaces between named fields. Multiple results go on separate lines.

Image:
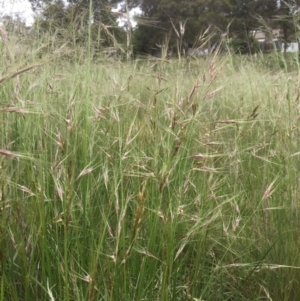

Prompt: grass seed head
xmin=0 ymin=149 xmax=21 ymax=158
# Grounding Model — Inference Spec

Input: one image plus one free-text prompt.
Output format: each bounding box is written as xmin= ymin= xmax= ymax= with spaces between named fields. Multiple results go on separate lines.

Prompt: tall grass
xmin=1 ymin=33 xmax=300 ymax=301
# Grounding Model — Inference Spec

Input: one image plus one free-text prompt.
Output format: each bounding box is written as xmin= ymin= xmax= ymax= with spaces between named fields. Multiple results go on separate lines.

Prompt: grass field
xmin=1 ymin=39 xmax=300 ymax=300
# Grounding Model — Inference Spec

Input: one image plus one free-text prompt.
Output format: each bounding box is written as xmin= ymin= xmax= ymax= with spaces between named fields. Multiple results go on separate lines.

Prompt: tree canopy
xmin=26 ymin=0 xmax=300 ymax=56
xmin=130 ymin=0 xmax=280 ymax=54
xmin=28 ymin=0 xmax=126 ymax=51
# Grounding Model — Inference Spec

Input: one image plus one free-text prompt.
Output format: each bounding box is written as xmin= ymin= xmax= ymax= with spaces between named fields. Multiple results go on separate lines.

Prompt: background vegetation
xmin=24 ymin=0 xmax=300 ymax=56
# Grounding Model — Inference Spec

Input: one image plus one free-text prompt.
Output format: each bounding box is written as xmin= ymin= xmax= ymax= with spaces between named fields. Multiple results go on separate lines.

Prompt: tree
xmin=273 ymin=0 xmax=300 ymax=53
xmin=132 ymin=0 xmax=228 ymax=55
xmin=29 ymin=0 xmax=120 ymax=23
xmin=29 ymin=0 xmax=126 ymax=53
xmin=131 ymin=0 xmax=279 ymax=55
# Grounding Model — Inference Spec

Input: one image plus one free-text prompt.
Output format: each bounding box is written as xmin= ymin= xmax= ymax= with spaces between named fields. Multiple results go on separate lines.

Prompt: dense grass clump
xmin=1 ymin=40 xmax=300 ymax=301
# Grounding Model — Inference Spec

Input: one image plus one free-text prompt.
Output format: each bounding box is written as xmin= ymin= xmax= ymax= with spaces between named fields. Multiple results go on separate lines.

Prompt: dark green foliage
xmin=31 ymin=0 xmax=126 ymax=53
xmin=275 ymin=0 xmax=300 ymax=53
xmin=28 ymin=0 xmax=291 ymax=57
xmin=229 ymin=34 xmax=260 ymax=55
xmin=130 ymin=0 xmax=280 ymax=55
